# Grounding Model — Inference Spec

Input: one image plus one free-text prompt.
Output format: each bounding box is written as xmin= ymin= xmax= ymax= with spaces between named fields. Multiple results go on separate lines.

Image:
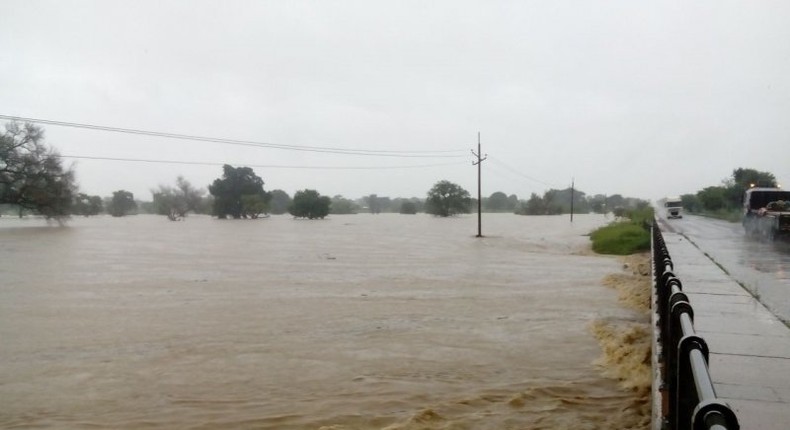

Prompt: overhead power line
xmin=487 ymin=156 xmax=558 ymax=188
xmin=0 ymin=114 xmax=467 ymax=158
xmin=57 ymin=154 xmax=467 ymax=170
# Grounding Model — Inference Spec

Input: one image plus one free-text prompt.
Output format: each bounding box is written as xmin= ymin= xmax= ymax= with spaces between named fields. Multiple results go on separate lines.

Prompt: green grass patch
xmin=591 ymin=206 xmax=653 ymax=255
xmin=590 ymin=222 xmax=651 ymax=255
xmin=625 ymin=207 xmax=655 ymax=226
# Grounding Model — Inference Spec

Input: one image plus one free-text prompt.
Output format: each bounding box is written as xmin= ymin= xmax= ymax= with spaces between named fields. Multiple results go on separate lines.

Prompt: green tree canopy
xmin=680 ymin=194 xmax=701 ymax=212
xmin=392 ymin=197 xmax=423 ymax=214
xmin=515 ymin=190 xmax=647 ymax=216
xmin=514 ymin=191 xmax=563 ymax=215
xmin=732 ymin=167 xmax=777 ymax=189
xmin=366 ymin=194 xmax=380 ymax=214
xmin=72 ymin=193 xmax=103 ymax=216
xmin=683 ymin=167 xmax=779 ymax=214
xmin=425 ymin=180 xmax=471 ymax=217
xmin=588 ymin=194 xmax=607 ymax=214
xmin=0 ymin=122 xmax=76 ymax=220
xmin=108 ymin=190 xmax=136 ymax=217
xmin=697 ymin=186 xmax=727 ymax=211
xmin=330 ymin=195 xmax=358 ymax=214
xmin=289 ymin=189 xmax=330 ymax=219
xmin=399 ymin=201 xmax=418 ymax=214
xmin=208 ymin=165 xmax=269 ymax=219
xmin=485 ymin=191 xmax=510 ymax=212
xmin=240 ymin=194 xmax=268 ymax=219
xmin=723 ymin=168 xmax=777 ymax=209
xmin=268 ymin=189 xmax=291 ymax=215
xmin=516 ymin=193 xmax=545 ymax=215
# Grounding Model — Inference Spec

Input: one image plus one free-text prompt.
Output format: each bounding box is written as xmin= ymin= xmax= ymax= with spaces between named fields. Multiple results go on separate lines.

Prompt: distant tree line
xmin=679 ymin=168 xmax=777 ymax=215
xmin=514 ymin=188 xmax=649 ymax=216
xmin=1 ymin=121 xmax=652 ymax=222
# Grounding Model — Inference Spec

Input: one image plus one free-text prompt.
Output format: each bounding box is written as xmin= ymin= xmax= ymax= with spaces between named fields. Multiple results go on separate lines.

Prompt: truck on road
xmin=663 ymin=197 xmax=683 ymax=219
xmin=742 ymin=187 xmax=790 ymax=241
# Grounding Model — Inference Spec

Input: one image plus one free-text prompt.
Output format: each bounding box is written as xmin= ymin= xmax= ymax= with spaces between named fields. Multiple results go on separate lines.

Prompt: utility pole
xmin=472 ymin=132 xmax=487 ymax=238
xmin=570 ymin=178 xmax=575 ymax=223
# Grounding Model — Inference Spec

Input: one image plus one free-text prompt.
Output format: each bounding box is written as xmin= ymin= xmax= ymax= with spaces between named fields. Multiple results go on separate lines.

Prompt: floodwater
xmin=0 ymin=213 xmax=648 ymax=429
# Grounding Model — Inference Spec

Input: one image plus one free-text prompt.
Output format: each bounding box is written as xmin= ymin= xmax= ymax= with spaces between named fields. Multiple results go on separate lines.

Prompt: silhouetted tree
xmin=697 ymin=186 xmax=727 ymax=211
xmin=588 ymin=194 xmax=607 ymax=214
xmin=289 ymin=189 xmax=330 ymax=219
xmin=680 ymin=194 xmax=701 ymax=212
xmin=366 ymin=194 xmax=381 ymax=214
xmin=516 ymin=193 xmax=544 ymax=215
xmin=72 ymin=193 xmax=103 ymax=216
xmin=0 ymin=122 xmax=76 ymax=220
xmin=268 ymin=189 xmax=291 ymax=215
xmin=208 ymin=165 xmax=268 ymax=219
xmin=507 ymin=194 xmax=519 ymax=211
xmin=330 ymin=195 xmax=358 ymax=214
xmin=425 ymin=180 xmax=471 ymax=217
xmin=241 ymin=194 xmax=268 ymax=219
xmin=723 ymin=168 xmax=777 ymax=209
xmin=153 ymin=176 xmax=207 ymax=220
xmin=485 ymin=191 xmax=509 ymax=212
xmin=108 ymin=190 xmax=136 ymax=217
xmin=400 ymin=201 xmax=417 ymax=214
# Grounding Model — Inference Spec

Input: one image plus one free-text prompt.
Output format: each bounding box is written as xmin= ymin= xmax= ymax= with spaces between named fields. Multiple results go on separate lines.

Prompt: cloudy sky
xmin=2 ymin=0 xmax=789 ymax=202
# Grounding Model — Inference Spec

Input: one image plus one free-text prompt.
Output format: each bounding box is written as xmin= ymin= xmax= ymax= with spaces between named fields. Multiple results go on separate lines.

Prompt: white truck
xmin=663 ymin=197 xmax=683 ymax=219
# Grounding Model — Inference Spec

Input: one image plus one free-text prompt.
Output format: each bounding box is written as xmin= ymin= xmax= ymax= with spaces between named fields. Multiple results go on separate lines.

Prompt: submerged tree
xmin=330 ymin=195 xmax=358 ymax=214
xmin=152 ymin=176 xmax=207 ymax=220
xmin=72 ymin=193 xmax=103 ymax=216
xmin=268 ymin=189 xmax=291 ymax=215
xmin=0 ymin=122 xmax=76 ymax=220
xmin=367 ymin=194 xmax=381 ymax=214
xmin=289 ymin=189 xmax=330 ymax=219
xmin=399 ymin=201 xmax=417 ymax=214
xmin=241 ymin=194 xmax=268 ymax=219
xmin=484 ymin=191 xmax=510 ymax=212
xmin=515 ymin=192 xmax=545 ymax=215
xmin=108 ymin=190 xmax=136 ymax=217
xmin=208 ymin=165 xmax=269 ymax=219
xmin=425 ymin=180 xmax=471 ymax=217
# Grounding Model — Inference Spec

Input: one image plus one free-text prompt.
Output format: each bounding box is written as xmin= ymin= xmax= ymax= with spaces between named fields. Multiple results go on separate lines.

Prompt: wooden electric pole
xmin=472 ymin=132 xmax=487 ymax=238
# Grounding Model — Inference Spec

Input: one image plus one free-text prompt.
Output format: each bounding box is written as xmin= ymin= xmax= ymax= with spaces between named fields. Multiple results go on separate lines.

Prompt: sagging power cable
xmin=57 ymin=154 xmax=468 ymax=170
xmin=0 ymin=114 xmax=467 ymax=158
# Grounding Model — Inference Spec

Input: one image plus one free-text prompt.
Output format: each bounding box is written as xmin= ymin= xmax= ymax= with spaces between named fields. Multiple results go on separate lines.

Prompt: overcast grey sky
xmin=2 ymin=0 xmax=789 ymax=202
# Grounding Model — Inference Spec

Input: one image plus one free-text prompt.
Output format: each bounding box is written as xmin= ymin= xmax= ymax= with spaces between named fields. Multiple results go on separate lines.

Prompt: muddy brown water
xmin=0 ymin=213 xmax=648 ymax=429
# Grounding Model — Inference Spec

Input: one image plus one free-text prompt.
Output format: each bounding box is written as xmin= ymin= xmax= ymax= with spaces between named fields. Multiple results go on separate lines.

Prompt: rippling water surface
xmin=0 ymin=213 xmax=646 ymax=429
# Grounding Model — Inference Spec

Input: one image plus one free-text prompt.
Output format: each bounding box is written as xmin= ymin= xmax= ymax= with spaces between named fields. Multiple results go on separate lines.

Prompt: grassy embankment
xmin=590 ymin=208 xmax=654 ymax=255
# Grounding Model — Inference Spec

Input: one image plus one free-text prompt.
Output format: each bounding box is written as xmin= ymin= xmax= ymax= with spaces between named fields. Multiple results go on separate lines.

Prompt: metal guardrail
xmin=652 ymin=222 xmax=740 ymax=430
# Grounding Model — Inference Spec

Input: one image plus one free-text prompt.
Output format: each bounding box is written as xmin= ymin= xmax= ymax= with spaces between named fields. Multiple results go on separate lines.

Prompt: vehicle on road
xmin=742 ymin=187 xmax=790 ymax=241
xmin=663 ymin=197 xmax=683 ymax=219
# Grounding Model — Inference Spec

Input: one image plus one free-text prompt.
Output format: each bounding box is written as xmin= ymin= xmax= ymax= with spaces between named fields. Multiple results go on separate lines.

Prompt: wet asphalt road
xmin=659 ymin=214 xmax=790 ymax=323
